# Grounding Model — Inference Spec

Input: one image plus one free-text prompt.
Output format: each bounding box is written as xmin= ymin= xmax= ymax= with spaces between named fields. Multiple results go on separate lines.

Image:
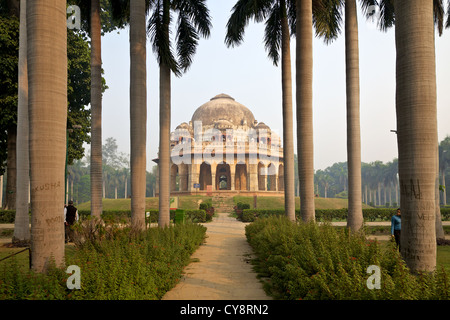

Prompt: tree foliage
xmin=0 ymin=16 xmax=101 ymax=173
xmin=0 ymin=14 xmax=19 ymax=175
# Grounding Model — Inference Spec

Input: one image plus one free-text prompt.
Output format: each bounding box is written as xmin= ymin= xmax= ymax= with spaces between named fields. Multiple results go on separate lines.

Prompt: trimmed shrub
xmin=245 ymin=216 xmax=450 ymax=300
xmin=0 ymin=220 xmax=206 ymax=300
xmin=0 ymin=210 xmax=16 ymax=223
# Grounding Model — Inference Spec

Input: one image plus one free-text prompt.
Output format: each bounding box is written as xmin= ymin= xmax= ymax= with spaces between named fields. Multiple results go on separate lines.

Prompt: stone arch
xmin=267 ymin=163 xmax=277 ymax=191
xmin=199 ymin=162 xmax=212 ymax=191
xmin=170 ymin=164 xmax=179 ymax=191
xmin=235 ymin=162 xmax=247 ymax=191
xmin=216 ymin=162 xmax=231 ymax=190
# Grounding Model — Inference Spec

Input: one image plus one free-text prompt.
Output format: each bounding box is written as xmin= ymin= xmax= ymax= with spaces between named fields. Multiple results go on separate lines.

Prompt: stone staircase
xmin=212 ymin=195 xmax=235 ymax=213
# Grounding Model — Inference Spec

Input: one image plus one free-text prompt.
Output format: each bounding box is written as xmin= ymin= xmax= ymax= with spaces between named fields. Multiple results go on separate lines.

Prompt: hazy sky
xmin=99 ymin=1 xmax=450 ymax=171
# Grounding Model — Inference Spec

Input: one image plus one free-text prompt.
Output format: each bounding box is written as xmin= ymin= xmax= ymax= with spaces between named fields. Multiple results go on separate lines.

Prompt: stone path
xmin=162 ymin=211 xmax=271 ymax=300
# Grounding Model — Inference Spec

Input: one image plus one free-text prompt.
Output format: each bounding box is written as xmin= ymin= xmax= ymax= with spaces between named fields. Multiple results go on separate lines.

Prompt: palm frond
xmin=313 ymin=0 xmax=342 ymax=44
xmin=225 ymin=0 xmax=272 ymax=48
xmin=434 ymin=0 xmax=444 ymax=36
xmin=447 ymin=0 xmax=450 ymax=28
xmin=176 ymin=9 xmax=199 ymax=72
xmin=148 ymin=0 xmax=180 ymax=75
xmin=264 ymin=3 xmax=282 ymax=66
xmin=174 ymin=0 xmax=212 ymax=38
xmin=286 ymin=0 xmax=297 ymax=37
xmin=377 ymin=0 xmax=395 ymax=32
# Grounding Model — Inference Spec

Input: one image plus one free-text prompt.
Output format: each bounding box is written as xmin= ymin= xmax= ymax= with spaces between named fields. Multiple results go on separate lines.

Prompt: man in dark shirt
xmin=64 ymin=200 xmax=78 ymax=243
xmin=391 ymin=208 xmax=401 ymax=251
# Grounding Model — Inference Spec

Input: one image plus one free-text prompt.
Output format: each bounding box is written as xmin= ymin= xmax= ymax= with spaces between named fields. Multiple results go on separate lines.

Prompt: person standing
xmin=64 ymin=200 xmax=78 ymax=243
xmin=391 ymin=208 xmax=401 ymax=251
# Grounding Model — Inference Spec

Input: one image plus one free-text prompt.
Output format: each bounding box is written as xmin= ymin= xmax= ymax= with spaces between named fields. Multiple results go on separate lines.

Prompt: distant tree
xmin=439 ymin=136 xmax=450 ymax=205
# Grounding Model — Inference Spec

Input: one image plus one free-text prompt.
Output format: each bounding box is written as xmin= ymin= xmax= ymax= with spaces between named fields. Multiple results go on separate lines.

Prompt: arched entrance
xmin=235 ymin=163 xmax=247 ymax=191
xmin=170 ymin=164 xmax=179 ymax=191
xmin=216 ymin=163 xmax=231 ymax=190
xmin=267 ymin=163 xmax=277 ymax=191
xmin=199 ymin=162 xmax=212 ymax=190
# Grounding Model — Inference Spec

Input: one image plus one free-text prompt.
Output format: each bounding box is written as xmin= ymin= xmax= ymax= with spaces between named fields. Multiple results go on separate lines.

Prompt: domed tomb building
xmin=154 ymin=94 xmax=285 ymax=195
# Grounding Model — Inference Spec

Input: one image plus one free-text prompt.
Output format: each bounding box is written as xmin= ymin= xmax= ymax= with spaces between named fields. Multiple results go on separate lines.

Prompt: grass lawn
xmin=76 ymin=195 xmax=375 ymax=212
xmin=76 ymin=195 xmax=213 ymax=211
xmin=233 ymin=195 xmax=374 ymax=210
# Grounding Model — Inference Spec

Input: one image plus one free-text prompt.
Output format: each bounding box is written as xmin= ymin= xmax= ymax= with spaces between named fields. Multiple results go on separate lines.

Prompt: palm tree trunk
xmin=130 ymin=0 xmax=147 ymax=230
xmin=395 ymin=0 xmax=437 ymax=272
xmin=345 ymin=0 xmax=363 ymax=231
xmin=27 ymin=0 xmax=67 ymax=272
xmin=296 ymin=0 xmax=315 ymax=222
xmin=90 ymin=0 xmax=103 ymax=218
xmin=280 ymin=3 xmax=295 ymax=222
xmin=159 ymin=61 xmax=171 ymax=227
xmin=14 ymin=0 xmax=30 ymax=243
xmin=158 ymin=63 xmax=171 ymax=227
xmin=158 ymin=1 xmax=171 ymax=227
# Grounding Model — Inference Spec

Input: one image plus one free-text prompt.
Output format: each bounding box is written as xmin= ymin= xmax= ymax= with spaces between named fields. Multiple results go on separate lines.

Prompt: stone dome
xmin=191 ymin=94 xmax=256 ymax=128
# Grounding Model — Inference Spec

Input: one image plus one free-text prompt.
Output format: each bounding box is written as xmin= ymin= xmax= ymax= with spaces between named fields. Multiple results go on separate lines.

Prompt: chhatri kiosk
xmin=154 ymin=93 xmax=285 ymax=196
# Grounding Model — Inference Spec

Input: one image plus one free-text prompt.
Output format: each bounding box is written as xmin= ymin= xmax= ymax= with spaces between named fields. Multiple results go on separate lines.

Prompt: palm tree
xmin=14 ymin=0 xmax=30 ymax=244
xmin=27 ymin=0 xmax=67 ymax=272
xmin=148 ymin=0 xmax=211 ymax=227
xmin=395 ymin=0 xmax=438 ymax=273
xmin=225 ymin=0 xmax=297 ymax=221
xmin=343 ymin=0 xmax=364 ymax=231
xmin=129 ymin=0 xmax=147 ymax=230
xmin=90 ymin=0 xmax=104 ymax=218
xmin=296 ymin=0 xmax=315 ymax=222
xmin=370 ymin=0 xmax=444 ymax=269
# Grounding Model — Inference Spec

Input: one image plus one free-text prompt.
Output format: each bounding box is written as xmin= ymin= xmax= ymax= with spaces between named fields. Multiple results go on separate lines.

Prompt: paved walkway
xmin=162 ymin=211 xmax=271 ymax=300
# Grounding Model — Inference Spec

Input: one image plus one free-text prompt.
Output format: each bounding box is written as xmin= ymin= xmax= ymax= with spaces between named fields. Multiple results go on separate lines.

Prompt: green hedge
xmin=0 ymin=209 xmax=212 ymax=224
xmin=245 ymin=216 xmax=450 ymax=300
xmin=2 ymin=207 xmax=449 ymax=224
xmin=0 ymin=210 xmax=16 ymax=224
xmin=239 ymin=207 xmax=450 ymax=223
xmin=0 ymin=222 xmax=207 ymax=300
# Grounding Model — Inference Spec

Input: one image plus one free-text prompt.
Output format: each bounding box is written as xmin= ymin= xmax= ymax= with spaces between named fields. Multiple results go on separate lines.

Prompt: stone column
xmin=188 ymin=163 xmax=199 ymax=192
xmin=248 ymin=162 xmax=258 ymax=191
xmin=230 ymin=163 xmax=235 ymax=191
xmin=211 ymin=162 xmax=216 ymax=191
xmin=179 ymin=164 xmax=188 ymax=192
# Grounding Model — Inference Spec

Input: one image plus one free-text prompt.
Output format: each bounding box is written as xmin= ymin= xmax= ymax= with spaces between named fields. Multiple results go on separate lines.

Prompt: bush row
xmin=0 ymin=209 xmax=213 ymax=224
xmin=0 ymin=220 xmax=206 ymax=300
xmin=238 ymin=207 xmax=450 ymax=222
xmin=245 ymin=216 xmax=450 ymax=300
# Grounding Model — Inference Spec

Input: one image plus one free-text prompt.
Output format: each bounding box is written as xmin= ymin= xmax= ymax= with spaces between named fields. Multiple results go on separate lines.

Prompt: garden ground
xmin=1 ymin=197 xmax=450 ymax=300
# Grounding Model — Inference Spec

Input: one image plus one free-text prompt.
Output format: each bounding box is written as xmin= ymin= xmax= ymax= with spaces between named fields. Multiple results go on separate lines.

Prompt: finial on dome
xmin=210 ymin=93 xmax=235 ymax=101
